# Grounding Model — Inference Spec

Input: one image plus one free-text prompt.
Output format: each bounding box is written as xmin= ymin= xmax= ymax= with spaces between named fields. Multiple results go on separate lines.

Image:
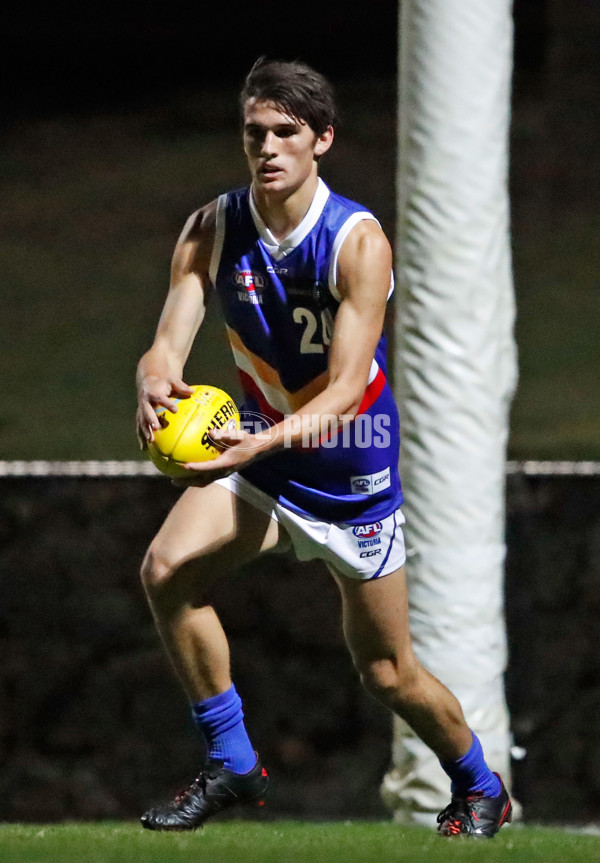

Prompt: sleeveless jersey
xmin=208 ymin=178 xmax=403 ymax=524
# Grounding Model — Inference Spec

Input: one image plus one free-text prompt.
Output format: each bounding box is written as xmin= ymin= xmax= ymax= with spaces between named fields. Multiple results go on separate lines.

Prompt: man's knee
xmin=140 ymin=546 xmax=203 ymax=619
xmin=140 ymin=539 xmax=224 ymax=611
xmin=140 ymin=545 xmax=174 ymax=595
xmin=356 ymin=655 xmax=420 ymax=706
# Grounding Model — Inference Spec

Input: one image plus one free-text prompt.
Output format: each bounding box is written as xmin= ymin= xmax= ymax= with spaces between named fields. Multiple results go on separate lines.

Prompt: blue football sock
xmin=440 ymin=731 xmax=501 ymax=797
xmin=191 ymin=684 xmax=257 ymax=774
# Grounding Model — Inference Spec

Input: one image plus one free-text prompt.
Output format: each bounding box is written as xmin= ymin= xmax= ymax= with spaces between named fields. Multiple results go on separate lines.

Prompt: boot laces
xmin=437 ymin=793 xmax=482 ymax=833
xmin=174 ymin=765 xmax=220 ymax=805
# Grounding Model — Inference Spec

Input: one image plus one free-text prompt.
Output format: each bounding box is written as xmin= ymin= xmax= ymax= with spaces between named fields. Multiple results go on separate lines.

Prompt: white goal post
xmin=384 ymin=0 xmax=518 ymax=823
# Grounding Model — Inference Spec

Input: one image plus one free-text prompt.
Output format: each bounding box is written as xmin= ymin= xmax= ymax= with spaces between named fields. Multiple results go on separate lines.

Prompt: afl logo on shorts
xmin=353 ymin=522 xmax=383 ymax=539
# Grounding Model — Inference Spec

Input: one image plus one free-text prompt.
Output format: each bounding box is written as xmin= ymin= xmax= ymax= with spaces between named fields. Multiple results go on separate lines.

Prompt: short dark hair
xmin=240 ymin=58 xmax=336 ymax=136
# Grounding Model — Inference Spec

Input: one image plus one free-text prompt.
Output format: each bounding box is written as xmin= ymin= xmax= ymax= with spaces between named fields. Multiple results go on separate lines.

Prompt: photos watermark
xmin=213 ymin=411 xmax=392 ymax=450
xmin=283 ymin=413 xmax=391 ymax=449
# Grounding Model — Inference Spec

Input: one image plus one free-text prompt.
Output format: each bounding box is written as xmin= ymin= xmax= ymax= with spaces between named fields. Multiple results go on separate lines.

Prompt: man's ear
xmin=314 ymin=126 xmax=334 ymax=159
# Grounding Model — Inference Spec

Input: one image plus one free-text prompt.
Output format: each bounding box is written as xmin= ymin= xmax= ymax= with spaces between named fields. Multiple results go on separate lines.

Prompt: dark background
xmin=4 ymin=2 xmax=399 ymax=120
xmin=4 ymin=1 xmax=551 ymax=119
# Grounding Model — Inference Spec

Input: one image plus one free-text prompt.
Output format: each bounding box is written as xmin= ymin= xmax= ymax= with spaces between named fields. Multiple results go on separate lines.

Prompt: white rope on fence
xmin=0 ymin=460 xmax=160 ymax=477
xmin=1 ymin=460 xmax=600 ymax=478
xmin=506 ymin=461 xmax=600 ymax=476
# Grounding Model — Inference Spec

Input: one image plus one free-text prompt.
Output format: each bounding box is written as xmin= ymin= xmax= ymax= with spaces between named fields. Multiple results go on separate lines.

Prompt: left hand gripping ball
xmin=147 ymin=385 xmax=240 ymax=478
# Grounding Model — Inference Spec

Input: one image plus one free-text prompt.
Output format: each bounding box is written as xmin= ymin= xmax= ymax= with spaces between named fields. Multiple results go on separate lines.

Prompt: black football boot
xmin=141 ymin=757 xmax=269 ymax=831
xmin=437 ymin=774 xmax=512 ymax=838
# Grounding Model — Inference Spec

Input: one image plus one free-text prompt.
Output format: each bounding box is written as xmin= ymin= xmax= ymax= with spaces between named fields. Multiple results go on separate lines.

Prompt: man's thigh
xmin=331 ymin=566 xmax=414 ymax=663
xmin=150 ymin=481 xmax=287 ymax=575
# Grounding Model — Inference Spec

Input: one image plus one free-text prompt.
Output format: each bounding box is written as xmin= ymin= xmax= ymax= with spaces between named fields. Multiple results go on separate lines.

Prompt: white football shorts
xmin=215 ymin=472 xmax=406 ymax=580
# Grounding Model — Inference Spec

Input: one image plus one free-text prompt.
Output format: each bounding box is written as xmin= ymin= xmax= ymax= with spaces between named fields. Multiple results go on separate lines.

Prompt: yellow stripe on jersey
xmin=226 ymin=325 xmax=330 ymax=414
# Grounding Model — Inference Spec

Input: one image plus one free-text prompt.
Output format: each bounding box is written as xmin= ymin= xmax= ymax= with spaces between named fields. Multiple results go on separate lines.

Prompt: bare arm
xmin=136 ymin=202 xmax=216 ymax=445
xmin=184 ymin=219 xmax=393 ymax=477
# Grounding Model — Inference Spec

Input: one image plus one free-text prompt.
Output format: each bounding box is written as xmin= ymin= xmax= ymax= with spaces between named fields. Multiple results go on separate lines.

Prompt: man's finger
xmin=136 ymin=425 xmax=148 ymax=451
xmin=171 ymin=379 xmax=194 ymax=397
xmin=208 ymin=429 xmax=244 ymax=447
xmin=182 ymin=461 xmax=216 ymax=472
xmin=143 ymin=404 xmax=160 ymax=433
xmin=153 ymin=395 xmax=180 ymax=413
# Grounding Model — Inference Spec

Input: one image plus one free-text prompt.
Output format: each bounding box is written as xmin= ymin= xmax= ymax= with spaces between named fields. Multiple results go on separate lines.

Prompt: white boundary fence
xmin=1 ymin=460 xmax=600 ymax=477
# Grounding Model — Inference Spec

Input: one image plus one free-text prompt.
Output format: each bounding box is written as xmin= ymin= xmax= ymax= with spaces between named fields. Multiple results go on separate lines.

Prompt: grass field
xmin=1 ymin=821 xmax=599 ymax=863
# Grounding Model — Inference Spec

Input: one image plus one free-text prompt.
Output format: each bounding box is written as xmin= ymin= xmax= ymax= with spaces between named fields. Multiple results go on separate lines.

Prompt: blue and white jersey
xmin=208 ymin=178 xmax=402 ymax=524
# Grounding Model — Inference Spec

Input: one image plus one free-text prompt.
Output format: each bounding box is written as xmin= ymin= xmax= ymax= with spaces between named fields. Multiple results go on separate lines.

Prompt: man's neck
xmin=251 ymin=174 xmax=320 ymax=244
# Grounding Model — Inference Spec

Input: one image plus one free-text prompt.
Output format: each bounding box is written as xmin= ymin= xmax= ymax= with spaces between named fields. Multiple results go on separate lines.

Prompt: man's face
xmin=243 ymin=98 xmax=333 ymax=196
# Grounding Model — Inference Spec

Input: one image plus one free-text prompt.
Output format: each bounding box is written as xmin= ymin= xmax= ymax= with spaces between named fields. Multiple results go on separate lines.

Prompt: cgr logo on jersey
xmin=233 ymin=270 xmax=265 ymax=304
xmin=350 ymin=468 xmax=391 ymax=495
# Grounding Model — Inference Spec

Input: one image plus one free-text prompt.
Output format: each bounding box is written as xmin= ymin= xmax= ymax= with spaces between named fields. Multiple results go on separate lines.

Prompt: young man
xmin=135 ymin=58 xmax=512 ymax=838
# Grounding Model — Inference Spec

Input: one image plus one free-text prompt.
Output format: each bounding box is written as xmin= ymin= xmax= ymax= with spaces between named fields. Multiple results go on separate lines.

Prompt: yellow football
xmin=147 ymin=385 xmax=240 ymax=478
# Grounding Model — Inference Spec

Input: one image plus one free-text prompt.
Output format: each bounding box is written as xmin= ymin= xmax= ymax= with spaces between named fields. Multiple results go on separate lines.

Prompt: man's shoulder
xmin=182 ymin=187 xmax=248 ymax=237
xmin=216 ymin=186 xmax=251 ymax=207
xmin=173 ymin=201 xmax=220 ymax=276
xmin=178 ymin=201 xmax=215 ymax=249
xmin=325 ymin=185 xmax=374 ymax=218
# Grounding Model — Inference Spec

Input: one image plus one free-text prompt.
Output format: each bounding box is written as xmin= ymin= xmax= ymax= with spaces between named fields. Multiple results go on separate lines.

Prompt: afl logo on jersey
xmin=234 ymin=270 xmax=265 ymax=290
xmin=233 ymin=270 xmax=265 ymax=304
xmin=353 ymin=522 xmax=383 ymax=539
